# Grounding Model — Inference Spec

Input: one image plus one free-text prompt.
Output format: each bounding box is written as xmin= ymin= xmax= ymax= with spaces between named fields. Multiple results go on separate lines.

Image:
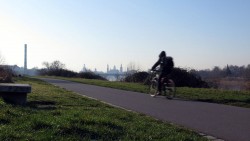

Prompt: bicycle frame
xmin=149 ymin=70 xmax=176 ymax=99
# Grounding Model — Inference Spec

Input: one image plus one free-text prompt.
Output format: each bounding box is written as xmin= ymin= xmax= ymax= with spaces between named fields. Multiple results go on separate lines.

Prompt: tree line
xmin=39 ymin=60 xmax=208 ymax=88
xmin=1 ymin=56 xmax=249 ymax=89
xmin=39 ymin=60 xmax=106 ymax=80
xmin=0 ymin=59 xmax=210 ymax=88
xmin=194 ymin=65 xmax=250 ymax=80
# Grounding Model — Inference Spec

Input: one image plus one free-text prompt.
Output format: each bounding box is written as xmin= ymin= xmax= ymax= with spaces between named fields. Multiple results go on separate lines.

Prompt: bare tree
xmin=245 ymin=64 xmax=250 ymax=80
xmin=0 ymin=53 xmax=5 ymax=65
xmin=41 ymin=60 xmax=66 ymax=76
xmin=50 ymin=60 xmax=65 ymax=70
xmin=42 ymin=61 xmax=50 ymax=69
xmin=42 ymin=60 xmax=65 ymax=70
xmin=127 ymin=62 xmax=141 ymax=72
xmin=0 ymin=53 xmax=13 ymax=82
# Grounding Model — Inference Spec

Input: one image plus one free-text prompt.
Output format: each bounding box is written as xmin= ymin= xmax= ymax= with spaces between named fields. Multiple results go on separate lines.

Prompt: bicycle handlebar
xmin=150 ymin=69 xmax=160 ymax=73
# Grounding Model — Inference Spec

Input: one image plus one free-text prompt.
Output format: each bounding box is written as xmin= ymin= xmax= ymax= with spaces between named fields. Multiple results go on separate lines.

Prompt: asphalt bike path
xmin=40 ymin=78 xmax=250 ymax=141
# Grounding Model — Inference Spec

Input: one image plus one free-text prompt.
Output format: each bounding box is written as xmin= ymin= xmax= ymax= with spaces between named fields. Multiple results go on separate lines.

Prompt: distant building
xmin=120 ymin=64 xmax=123 ymax=73
xmin=107 ymin=64 xmax=125 ymax=74
xmin=107 ymin=64 xmax=109 ymax=72
xmin=81 ymin=64 xmax=91 ymax=72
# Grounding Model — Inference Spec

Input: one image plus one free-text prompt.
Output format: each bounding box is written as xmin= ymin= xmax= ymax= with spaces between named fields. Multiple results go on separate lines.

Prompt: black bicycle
xmin=148 ymin=70 xmax=176 ymax=99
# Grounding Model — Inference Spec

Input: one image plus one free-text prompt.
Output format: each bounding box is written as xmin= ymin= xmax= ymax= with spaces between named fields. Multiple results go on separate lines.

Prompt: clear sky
xmin=0 ymin=0 xmax=249 ymax=72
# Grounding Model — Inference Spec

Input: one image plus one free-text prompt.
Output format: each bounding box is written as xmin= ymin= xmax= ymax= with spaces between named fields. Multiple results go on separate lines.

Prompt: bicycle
xmin=148 ymin=70 xmax=176 ymax=99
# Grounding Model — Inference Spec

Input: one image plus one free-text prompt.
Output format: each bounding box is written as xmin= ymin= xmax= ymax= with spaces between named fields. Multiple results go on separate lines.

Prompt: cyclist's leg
xmin=158 ymin=72 xmax=168 ymax=94
xmin=157 ymin=73 xmax=163 ymax=95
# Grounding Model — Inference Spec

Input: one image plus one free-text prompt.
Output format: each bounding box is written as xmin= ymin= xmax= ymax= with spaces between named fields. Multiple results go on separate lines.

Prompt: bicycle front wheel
xmin=149 ymin=80 xmax=157 ymax=97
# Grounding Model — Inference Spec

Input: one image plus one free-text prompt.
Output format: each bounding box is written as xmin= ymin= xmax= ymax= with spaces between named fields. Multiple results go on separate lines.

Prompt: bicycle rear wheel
xmin=149 ymin=79 xmax=157 ymax=97
xmin=165 ymin=79 xmax=176 ymax=99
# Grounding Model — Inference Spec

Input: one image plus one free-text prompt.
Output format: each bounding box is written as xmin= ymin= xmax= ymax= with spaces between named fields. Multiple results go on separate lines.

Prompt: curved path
xmin=40 ymin=78 xmax=250 ymax=141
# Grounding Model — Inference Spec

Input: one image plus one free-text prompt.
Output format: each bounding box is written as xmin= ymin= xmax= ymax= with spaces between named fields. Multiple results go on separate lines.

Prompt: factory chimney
xmin=24 ymin=44 xmax=27 ymax=75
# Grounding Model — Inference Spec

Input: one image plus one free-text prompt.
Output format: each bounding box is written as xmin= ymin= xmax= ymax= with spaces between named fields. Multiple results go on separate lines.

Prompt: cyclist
xmin=151 ymin=51 xmax=174 ymax=95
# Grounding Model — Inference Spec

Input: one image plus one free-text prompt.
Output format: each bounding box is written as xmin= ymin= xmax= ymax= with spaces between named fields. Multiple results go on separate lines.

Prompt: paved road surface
xmin=40 ymin=78 xmax=250 ymax=141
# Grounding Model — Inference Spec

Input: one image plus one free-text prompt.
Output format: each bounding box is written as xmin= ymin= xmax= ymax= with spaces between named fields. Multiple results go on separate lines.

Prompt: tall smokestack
xmin=24 ymin=44 xmax=27 ymax=74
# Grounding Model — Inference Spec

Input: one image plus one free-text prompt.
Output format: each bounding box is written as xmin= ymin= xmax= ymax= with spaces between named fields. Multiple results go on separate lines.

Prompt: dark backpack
xmin=161 ymin=57 xmax=174 ymax=72
xmin=167 ymin=57 xmax=174 ymax=69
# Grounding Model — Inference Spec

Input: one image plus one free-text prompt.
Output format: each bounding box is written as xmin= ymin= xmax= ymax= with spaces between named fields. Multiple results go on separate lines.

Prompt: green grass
xmin=177 ymin=87 xmax=250 ymax=108
xmin=38 ymin=76 xmax=250 ymax=108
xmin=0 ymin=77 xmax=207 ymax=140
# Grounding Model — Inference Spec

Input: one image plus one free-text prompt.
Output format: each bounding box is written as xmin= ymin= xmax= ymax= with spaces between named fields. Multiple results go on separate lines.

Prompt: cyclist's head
xmin=159 ymin=51 xmax=166 ymax=58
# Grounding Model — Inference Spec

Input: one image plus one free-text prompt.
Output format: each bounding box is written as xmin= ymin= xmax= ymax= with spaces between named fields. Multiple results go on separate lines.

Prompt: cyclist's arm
xmin=151 ymin=59 xmax=160 ymax=70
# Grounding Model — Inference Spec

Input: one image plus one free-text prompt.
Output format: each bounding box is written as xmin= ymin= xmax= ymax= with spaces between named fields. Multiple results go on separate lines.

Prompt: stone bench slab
xmin=0 ymin=83 xmax=32 ymax=105
xmin=0 ymin=83 xmax=31 ymax=93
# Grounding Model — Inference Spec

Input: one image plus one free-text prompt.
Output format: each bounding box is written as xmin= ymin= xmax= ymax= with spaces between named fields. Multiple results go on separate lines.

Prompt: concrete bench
xmin=0 ymin=83 xmax=31 ymax=105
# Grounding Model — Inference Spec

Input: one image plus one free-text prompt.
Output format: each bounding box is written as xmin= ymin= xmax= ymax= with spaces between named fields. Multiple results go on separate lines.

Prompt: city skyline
xmin=0 ymin=0 xmax=249 ymax=72
xmin=82 ymin=64 xmax=135 ymax=74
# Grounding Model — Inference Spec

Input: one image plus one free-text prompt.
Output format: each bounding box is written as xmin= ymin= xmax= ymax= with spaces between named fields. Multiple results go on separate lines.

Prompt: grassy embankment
xmin=40 ymin=76 xmax=250 ymax=108
xmin=0 ymin=77 xmax=207 ymax=140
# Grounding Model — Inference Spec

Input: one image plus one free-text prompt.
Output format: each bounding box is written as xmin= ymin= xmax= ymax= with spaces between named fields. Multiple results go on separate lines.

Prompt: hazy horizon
xmin=1 ymin=0 xmax=249 ymax=72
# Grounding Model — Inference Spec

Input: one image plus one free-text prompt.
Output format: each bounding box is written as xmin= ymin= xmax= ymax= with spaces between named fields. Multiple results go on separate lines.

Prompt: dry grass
xmin=207 ymin=77 xmax=250 ymax=91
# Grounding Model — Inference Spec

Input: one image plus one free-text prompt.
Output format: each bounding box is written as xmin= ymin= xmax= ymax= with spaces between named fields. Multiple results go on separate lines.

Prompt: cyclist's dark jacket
xmin=151 ymin=56 xmax=174 ymax=74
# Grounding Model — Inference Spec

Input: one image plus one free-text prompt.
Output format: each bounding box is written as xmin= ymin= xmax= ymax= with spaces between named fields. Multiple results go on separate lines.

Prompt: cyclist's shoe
xmin=156 ymin=92 xmax=162 ymax=95
xmin=150 ymin=91 xmax=161 ymax=97
xmin=150 ymin=94 xmax=156 ymax=97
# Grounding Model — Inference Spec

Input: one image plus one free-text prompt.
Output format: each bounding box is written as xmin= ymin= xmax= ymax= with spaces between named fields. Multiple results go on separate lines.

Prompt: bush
xmin=38 ymin=69 xmax=78 ymax=77
xmin=39 ymin=68 xmax=106 ymax=80
xmin=78 ymin=72 xmax=107 ymax=80
xmin=124 ymin=68 xmax=208 ymax=88
xmin=124 ymin=71 xmax=149 ymax=83
xmin=58 ymin=69 xmax=78 ymax=77
xmin=0 ymin=66 xmax=13 ymax=83
xmin=170 ymin=68 xmax=208 ymax=88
